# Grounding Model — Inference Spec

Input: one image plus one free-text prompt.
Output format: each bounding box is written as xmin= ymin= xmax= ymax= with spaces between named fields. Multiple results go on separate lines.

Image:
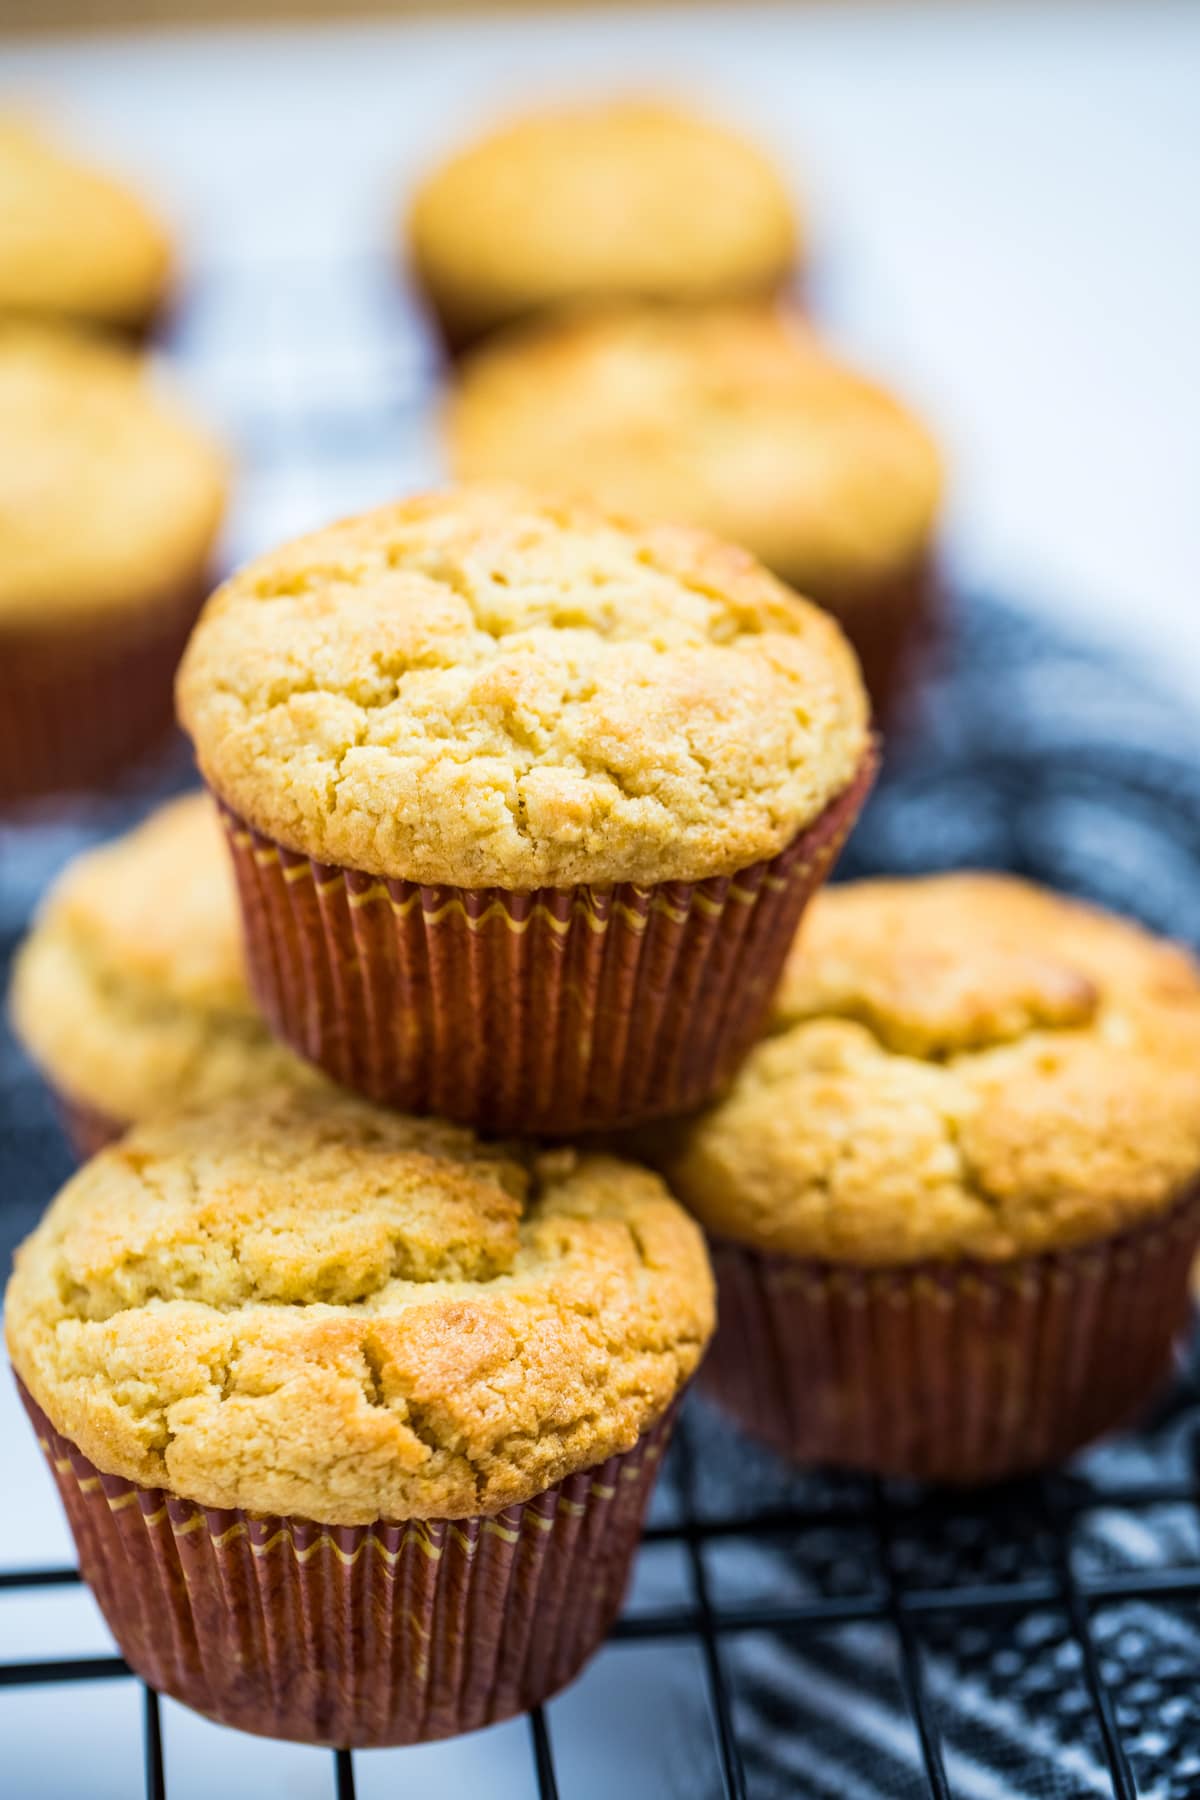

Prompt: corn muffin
xmin=7 ymin=1085 xmax=714 ymax=1744
xmin=177 ymin=482 xmax=873 ymax=1133
xmin=407 ymin=99 xmax=799 ymax=353
xmin=653 ymin=873 xmax=1200 ymax=1482
xmin=10 ymin=793 xmax=310 ymax=1156
xmin=0 ymin=327 xmax=226 ymax=804
xmin=0 ymin=116 xmax=171 ymax=334
xmin=448 ymin=305 xmax=943 ymax=715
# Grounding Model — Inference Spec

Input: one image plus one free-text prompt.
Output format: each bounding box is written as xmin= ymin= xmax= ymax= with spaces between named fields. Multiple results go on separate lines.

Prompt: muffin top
xmin=0 ymin=328 xmax=225 ymax=627
xmin=408 ymin=100 xmax=797 ymax=340
xmin=6 ymin=1086 xmax=714 ymax=1523
xmin=448 ymin=307 xmax=943 ymax=592
xmin=657 ymin=874 xmax=1200 ymax=1264
xmin=0 ymin=117 xmax=171 ymax=330
xmin=177 ymin=484 xmax=869 ymax=889
xmin=10 ymin=794 xmax=309 ymax=1126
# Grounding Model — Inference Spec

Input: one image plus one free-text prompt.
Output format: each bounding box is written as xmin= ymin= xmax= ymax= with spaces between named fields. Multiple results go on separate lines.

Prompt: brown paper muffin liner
xmin=703 ymin=1186 xmax=1200 ymax=1484
xmin=808 ymin=556 xmax=940 ymax=729
xmin=20 ymin=1386 xmax=676 ymax=1746
xmin=0 ymin=577 xmax=206 ymax=809
xmin=215 ymin=749 xmax=875 ymax=1135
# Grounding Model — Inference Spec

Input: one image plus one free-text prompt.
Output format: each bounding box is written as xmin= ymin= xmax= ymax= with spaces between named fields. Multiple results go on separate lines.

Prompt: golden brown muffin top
xmin=9 ymin=794 xmax=309 ymax=1127
xmin=448 ymin=306 xmax=942 ymax=592
xmin=6 ymin=1087 xmax=714 ymax=1523
xmin=656 ymin=875 xmax=1200 ymax=1264
xmin=0 ymin=117 xmax=171 ymax=330
xmin=0 ymin=327 xmax=226 ymax=627
xmin=177 ymin=483 xmax=869 ymax=889
xmin=408 ymin=99 xmax=798 ymax=340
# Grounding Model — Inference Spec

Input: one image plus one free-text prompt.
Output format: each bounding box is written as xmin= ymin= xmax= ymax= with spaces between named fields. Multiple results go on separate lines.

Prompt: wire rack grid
xmin=6 ymin=1384 xmax=1200 ymax=1799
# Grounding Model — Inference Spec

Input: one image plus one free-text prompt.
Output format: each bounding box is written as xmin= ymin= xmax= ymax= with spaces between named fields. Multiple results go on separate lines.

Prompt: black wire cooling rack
xmin=4 ymin=243 xmax=1200 ymax=1800
xmin=4 ymin=1362 xmax=1200 ymax=1800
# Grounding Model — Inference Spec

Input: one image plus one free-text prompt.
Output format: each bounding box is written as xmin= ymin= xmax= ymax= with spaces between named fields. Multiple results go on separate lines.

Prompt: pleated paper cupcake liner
xmin=20 ymin=1387 xmax=676 ymax=1747
xmin=0 ymin=580 xmax=206 ymax=808
xmin=215 ymin=749 xmax=874 ymax=1136
xmin=704 ymin=1187 xmax=1200 ymax=1484
xmin=813 ymin=556 xmax=939 ymax=727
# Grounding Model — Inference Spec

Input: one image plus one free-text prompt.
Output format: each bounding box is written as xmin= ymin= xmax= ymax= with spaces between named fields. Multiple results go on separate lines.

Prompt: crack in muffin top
xmin=176 ymin=484 xmax=869 ymax=888
xmin=6 ymin=1086 xmax=714 ymax=1523
xmin=9 ymin=793 xmax=312 ymax=1125
xmin=651 ymin=874 xmax=1200 ymax=1264
xmin=448 ymin=306 xmax=943 ymax=591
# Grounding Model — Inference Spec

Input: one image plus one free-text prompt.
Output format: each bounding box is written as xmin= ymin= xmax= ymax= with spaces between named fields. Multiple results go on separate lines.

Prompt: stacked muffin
xmin=7 ymin=478 xmax=876 ymax=1744
xmin=175 ymin=485 xmax=874 ymax=1132
xmin=8 ymin=96 xmax=1200 ymax=1761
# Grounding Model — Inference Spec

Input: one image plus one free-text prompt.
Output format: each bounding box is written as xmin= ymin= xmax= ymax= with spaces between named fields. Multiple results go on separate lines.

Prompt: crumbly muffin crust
xmin=6 ymin=1087 xmax=714 ymax=1523
xmin=448 ymin=306 xmax=943 ymax=591
xmin=657 ymin=875 xmax=1200 ymax=1263
xmin=0 ymin=327 xmax=225 ymax=628
xmin=177 ymin=484 xmax=868 ymax=889
xmin=408 ymin=100 xmax=797 ymax=341
xmin=10 ymin=794 xmax=308 ymax=1127
xmin=0 ymin=117 xmax=171 ymax=330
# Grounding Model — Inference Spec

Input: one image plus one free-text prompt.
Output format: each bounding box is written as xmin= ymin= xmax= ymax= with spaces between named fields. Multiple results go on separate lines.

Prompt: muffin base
xmin=420 ymin=278 xmax=800 ymax=363
xmin=704 ymin=1188 xmax=1200 ymax=1484
xmin=216 ymin=750 xmax=874 ymax=1136
xmin=20 ymin=1386 xmax=675 ymax=1747
xmin=0 ymin=577 xmax=207 ymax=809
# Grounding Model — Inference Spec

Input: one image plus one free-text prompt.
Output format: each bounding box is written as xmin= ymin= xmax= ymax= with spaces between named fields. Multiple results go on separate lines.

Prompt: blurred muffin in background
xmin=0 ymin=327 xmax=226 ymax=805
xmin=10 ymin=793 xmax=314 ymax=1158
xmin=649 ymin=873 xmax=1200 ymax=1483
xmin=0 ymin=117 xmax=172 ymax=335
xmin=447 ymin=305 xmax=942 ymax=716
xmin=11 ymin=788 xmax=313 ymax=1152
xmin=407 ymin=99 xmax=798 ymax=353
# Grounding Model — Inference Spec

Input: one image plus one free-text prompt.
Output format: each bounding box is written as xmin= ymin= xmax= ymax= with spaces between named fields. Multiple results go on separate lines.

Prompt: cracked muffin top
xmin=0 ymin=327 xmax=226 ymax=627
xmin=408 ymin=99 xmax=798 ymax=343
xmin=0 ymin=117 xmax=171 ymax=331
xmin=6 ymin=1085 xmax=714 ymax=1522
xmin=10 ymin=793 xmax=310 ymax=1128
xmin=176 ymin=483 xmax=869 ymax=889
xmin=653 ymin=874 xmax=1200 ymax=1263
xmin=448 ymin=306 xmax=943 ymax=592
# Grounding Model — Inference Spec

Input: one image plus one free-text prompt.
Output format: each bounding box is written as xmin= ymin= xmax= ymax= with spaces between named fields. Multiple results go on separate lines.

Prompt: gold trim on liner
xmin=224 ymin=810 xmax=793 ymax=936
xmin=66 ymin=1467 xmax=628 ymax=1570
